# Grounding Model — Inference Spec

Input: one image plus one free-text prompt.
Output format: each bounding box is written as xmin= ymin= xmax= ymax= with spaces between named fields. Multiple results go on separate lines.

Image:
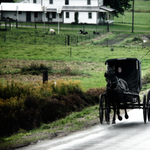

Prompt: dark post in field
xmin=5 ymin=19 xmax=7 ymax=29
xmin=16 ymin=19 xmax=18 ymax=28
xmin=35 ymin=20 xmax=36 ymax=29
xmin=68 ymin=35 xmax=70 ymax=45
xmin=43 ymin=70 xmax=48 ymax=84
xmin=107 ymin=22 xmax=109 ymax=32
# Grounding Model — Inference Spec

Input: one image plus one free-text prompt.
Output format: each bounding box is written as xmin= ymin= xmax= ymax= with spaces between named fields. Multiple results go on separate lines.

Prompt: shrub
xmin=0 ymin=80 xmax=105 ymax=137
xmin=21 ymin=63 xmax=53 ymax=75
xmin=142 ymin=71 xmax=150 ymax=84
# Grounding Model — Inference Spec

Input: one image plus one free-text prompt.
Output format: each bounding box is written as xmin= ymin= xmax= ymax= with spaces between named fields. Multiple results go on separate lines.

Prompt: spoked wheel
xmin=99 ymin=94 xmax=104 ymax=124
xmin=147 ymin=90 xmax=150 ymax=121
xmin=143 ymin=94 xmax=147 ymax=124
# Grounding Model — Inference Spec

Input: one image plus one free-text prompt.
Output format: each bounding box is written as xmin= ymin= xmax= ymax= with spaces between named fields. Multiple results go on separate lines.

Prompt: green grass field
xmin=0 ymin=28 xmax=150 ymax=91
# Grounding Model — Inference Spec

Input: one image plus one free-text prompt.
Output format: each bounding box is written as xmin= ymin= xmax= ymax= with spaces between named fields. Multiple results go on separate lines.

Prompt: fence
xmin=0 ymin=29 xmax=108 ymax=46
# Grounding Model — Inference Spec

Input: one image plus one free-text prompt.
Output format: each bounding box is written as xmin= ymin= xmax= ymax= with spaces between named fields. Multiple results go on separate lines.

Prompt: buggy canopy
xmin=105 ymin=58 xmax=142 ymax=93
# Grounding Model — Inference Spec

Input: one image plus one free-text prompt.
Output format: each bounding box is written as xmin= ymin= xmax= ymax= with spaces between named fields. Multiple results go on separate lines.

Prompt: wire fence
xmin=0 ymin=29 xmax=108 ymax=46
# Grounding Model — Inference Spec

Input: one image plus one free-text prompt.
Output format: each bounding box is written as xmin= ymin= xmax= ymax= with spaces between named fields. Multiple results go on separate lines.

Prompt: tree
xmin=0 ymin=0 xmax=15 ymax=3
xmin=104 ymin=0 xmax=132 ymax=17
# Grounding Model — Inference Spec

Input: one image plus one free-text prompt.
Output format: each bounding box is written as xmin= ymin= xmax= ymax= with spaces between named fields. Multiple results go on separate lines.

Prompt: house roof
xmin=0 ymin=3 xmax=114 ymax=13
xmin=46 ymin=8 xmax=57 ymax=12
xmin=0 ymin=3 xmax=42 ymax=12
xmin=100 ymin=6 xmax=115 ymax=12
xmin=62 ymin=6 xmax=107 ymax=12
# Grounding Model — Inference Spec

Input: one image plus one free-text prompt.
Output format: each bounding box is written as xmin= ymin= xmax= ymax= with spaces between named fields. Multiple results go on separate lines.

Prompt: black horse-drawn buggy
xmin=99 ymin=58 xmax=150 ymax=124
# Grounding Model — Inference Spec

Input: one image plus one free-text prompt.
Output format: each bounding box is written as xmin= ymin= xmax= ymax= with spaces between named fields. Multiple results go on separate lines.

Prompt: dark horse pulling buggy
xmin=99 ymin=58 xmax=150 ymax=124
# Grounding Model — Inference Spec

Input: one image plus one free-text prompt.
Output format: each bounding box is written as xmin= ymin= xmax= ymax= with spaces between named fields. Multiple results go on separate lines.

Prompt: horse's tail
xmin=118 ymin=78 xmax=129 ymax=92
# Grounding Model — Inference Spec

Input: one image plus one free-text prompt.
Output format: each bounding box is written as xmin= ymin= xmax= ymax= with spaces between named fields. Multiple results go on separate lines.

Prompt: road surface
xmin=17 ymin=109 xmax=150 ymax=150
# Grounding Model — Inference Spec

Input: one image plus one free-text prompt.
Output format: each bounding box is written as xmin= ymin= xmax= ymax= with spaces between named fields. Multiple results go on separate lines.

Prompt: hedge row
xmin=0 ymin=80 xmax=105 ymax=137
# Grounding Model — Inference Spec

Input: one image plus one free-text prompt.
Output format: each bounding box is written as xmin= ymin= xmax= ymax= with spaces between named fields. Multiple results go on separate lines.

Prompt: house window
xmin=52 ymin=12 xmax=56 ymax=18
xmin=34 ymin=12 xmax=38 ymax=18
xmin=88 ymin=12 xmax=92 ymax=19
xmin=18 ymin=11 xmax=22 ymax=14
xmin=33 ymin=0 xmax=36 ymax=3
xmin=49 ymin=0 xmax=53 ymax=4
xmin=66 ymin=12 xmax=69 ymax=18
xmin=65 ymin=0 xmax=69 ymax=5
xmin=87 ymin=0 xmax=91 ymax=5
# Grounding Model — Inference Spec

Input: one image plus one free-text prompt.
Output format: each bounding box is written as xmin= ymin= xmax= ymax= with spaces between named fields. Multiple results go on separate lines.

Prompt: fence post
xmin=16 ymin=19 xmax=18 ymax=28
xmin=68 ymin=35 xmax=70 ymax=45
xmin=35 ymin=21 xmax=36 ymax=29
xmin=5 ymin=19 xmax=7 ymax=29
xmin=107 ymin=22 xmax=109 ymax=32
xmin=43 ymin=70 xmax=48 ymax=84
xmin=9 ymin=21 xmax=11 ymax=30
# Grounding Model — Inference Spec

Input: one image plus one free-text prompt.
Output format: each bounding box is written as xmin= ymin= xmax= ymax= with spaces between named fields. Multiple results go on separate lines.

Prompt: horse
xmin=104 ymin=67 xmax=129 ymax=124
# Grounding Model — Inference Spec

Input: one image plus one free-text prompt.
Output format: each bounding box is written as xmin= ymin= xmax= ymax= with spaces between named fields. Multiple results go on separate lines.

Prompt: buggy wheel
xmin=147 ymin=90 xmax=150 ymax=121
xmin=99 ymin=94 xmax=104 ymax=124
xmin=143 ymin=94 xmax=147 ymax=124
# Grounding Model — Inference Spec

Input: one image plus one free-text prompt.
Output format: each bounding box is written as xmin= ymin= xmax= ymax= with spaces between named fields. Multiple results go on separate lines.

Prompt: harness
xmin=107 ymin=77 xmax=129 ymax=92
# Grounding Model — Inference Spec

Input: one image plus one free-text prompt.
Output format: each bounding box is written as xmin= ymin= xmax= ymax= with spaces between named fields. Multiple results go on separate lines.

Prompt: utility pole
xmin=132 ymin=0 xmax=134 ymax=33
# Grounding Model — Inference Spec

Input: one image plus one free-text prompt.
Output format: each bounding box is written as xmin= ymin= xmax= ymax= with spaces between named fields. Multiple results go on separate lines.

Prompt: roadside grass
xmin=0 ymin=105 xmax=99 ymax=149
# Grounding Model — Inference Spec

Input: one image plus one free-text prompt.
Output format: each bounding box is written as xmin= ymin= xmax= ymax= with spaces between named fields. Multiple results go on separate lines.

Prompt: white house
xmin=0 ymin=0 xmax=114 ymax=24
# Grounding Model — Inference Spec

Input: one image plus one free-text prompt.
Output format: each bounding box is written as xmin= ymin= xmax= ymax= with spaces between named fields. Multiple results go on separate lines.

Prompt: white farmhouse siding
xmin=79 ymin=12 xmax=97 ymax=24
xmin=0 ymin=0 xmax=114 ymax=24
xmin=68 ymin=0 xmax=98 ymax=6
xmin=0 ymin=3 xmax=42 ymax=22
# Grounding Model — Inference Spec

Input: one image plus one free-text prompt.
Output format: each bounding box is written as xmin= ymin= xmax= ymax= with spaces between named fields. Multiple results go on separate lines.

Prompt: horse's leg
xmin=124 ymin=96 xmax=129 ymax=119
xmin=112 ymin=103 xmax=116 ymax=124
xmin=107 ymin=99 xmax=110 ymax=124
xmin=117 ymin=102 xmax=122 ymax=121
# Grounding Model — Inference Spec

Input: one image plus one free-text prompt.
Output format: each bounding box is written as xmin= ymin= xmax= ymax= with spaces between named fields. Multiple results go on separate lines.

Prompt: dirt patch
xmin=100 ymin=33 xmax=131 ymax=45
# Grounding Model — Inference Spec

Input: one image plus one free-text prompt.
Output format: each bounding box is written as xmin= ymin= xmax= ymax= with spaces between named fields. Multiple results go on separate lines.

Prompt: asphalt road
xmin=17 ymin=109 xmax=150 ymax=150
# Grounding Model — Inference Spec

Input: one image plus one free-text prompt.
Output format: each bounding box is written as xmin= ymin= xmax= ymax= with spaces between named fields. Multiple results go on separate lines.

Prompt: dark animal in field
xmin=6 ymin=17 xmax=14 ymax=21
xmin=105 ymin=67 xmax=129 ymax=124
xmin=78 ymin=30 xmax=88 ymax=34
xmin=93 ymin=31 xmax=100 ymax=35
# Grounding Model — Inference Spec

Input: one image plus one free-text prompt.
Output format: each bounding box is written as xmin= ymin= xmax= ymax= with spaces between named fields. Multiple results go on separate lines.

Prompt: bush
xmin=21 ymin=63 xmax=53 ymax=75
xmin=0 ymin=80 xmax=105 ymax=137
xmin=142 ymin=71 xmax=150 ymax=84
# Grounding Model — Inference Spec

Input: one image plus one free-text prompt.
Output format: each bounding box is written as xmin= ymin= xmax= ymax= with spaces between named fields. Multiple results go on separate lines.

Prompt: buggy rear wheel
xmin=99 ymin=94 xmax=104 ymax=124
xmin=143 ymin=94 xmax=147 ymax=124
xmin=147 ymin=90 xmax=150 ymax=121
